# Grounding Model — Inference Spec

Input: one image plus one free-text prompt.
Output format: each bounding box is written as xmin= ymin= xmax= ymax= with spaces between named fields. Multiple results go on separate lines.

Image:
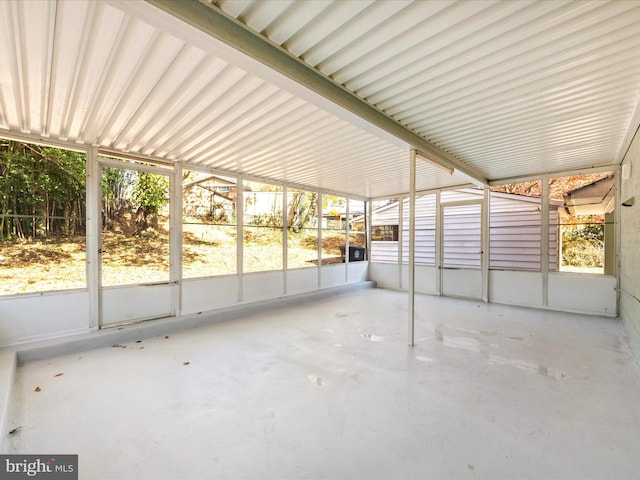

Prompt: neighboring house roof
xmin=183 ymin=174 xmax=237 ymax=189
xmin=563 ymin=175 xmax=615 ymax=216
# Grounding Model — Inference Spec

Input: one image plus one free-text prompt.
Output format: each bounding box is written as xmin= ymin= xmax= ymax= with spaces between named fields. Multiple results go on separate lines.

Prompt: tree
xmin=288 ymin=191 xmax=317 ymax=231
xmin=561 ymin=215 xmax=605 ymax=268
xmin=101 ymin=167 xmax=131 ymax=231
xmin=0 ymin=140 xmax=85 ymax=241
xmin=133 ymin=172 xmax=169 ymax=230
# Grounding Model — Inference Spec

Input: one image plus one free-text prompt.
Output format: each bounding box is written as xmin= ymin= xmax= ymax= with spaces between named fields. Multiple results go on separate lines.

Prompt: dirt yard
xmin=0 ymin=227 xmax=362 ymax=295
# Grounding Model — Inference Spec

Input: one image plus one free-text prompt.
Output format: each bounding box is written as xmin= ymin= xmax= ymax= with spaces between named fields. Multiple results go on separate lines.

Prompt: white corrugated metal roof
xmin=1 ymin=0 xmax=639 ymax=198
xmin=211 ymin=0 xmax=640 ymax=179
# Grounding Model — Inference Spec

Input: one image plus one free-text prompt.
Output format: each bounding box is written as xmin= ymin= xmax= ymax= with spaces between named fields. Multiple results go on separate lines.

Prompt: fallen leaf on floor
xmin=34 ymin=386 xmax=41 ymax=392
xmin=136 ymin=340 xmax=142 ymax=343
xmin=54 ymin=373 xmax=64 ymax=377
xmin=183 ymin=361 xmax=190 ymax=366
xmin=164 ymin=336 xmax=169 ymax=339
xmin=8 ymin=426 xmax=21 ymax=435
xmin=112 ymin=344 xmax=126 ymax=348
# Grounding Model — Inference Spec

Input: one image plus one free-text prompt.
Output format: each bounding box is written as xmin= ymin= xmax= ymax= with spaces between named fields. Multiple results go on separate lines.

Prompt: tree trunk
xmin=13 ymin=198 xmax=23 ymax=239
xmin=63 ymin=201 xmax=70 ymax=236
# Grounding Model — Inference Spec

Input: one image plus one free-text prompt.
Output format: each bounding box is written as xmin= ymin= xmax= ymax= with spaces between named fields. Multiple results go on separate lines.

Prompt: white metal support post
xmin=345 ymin=198 xmax=350 ymax=282
xmin=435 ymin=190 xmax=442 ymax=296
xmin=614 ymin=166 xmax=621 ymax=316
xmin=398 ymin=194 xmax=404 ymax=289
xmin=541 ymin=176 xmax=550 ymax=306
xmin=366 ymin=200 xmax=372 ymax=265
xmin=237 ymin=175 xmax=244 ymax=303
xmin=86 ymin=146 xmax=100 ymax=330
xmin=283 ymin=186 xmax=288 ymax=294
xmin=170 ymin=163 xmax=183 ymax=316
xmin=482 ymin=187 xmax=490 ymax=302
xmin=317 ymin=192 xmax=323 ymax=287
xmin=408 ymin=149 xmax=417 ymax=347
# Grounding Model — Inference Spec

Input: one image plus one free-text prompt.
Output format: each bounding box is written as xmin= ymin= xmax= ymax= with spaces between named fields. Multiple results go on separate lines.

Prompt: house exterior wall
xmin=620 ymin=131 xmax=640 ymax=360
xmin=183 ymin=181 xmax=237 ymax=221
xmin=371 ymin=190 xmax=557 ymax=271
xmin=369 ymin=187 xmax=614 ymax=315
xmin=489 ymin=194 xmax=559 ymax=271
xmin=401 ymin=194 xmax=436 ymax=265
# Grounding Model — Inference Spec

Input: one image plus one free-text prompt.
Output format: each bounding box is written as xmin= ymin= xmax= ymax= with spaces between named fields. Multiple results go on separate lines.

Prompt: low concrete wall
xmin=10 ymin=281 xmax=376 ymax=364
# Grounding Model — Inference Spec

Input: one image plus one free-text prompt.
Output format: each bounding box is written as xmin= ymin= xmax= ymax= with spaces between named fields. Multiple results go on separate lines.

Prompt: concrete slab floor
xmin=6 ymin=289 xmax=640 ymax=479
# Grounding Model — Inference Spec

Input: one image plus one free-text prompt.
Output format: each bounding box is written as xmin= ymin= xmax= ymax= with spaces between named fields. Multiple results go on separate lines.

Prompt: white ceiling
xmin=1 ymin=0 xmax=639 ymax=198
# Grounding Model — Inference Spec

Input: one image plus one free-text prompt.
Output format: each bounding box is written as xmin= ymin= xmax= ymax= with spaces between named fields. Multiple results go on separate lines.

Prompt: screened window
xmin=370 ymin=199 xmax=399 ymax=264
xmin=182 ymin=170 xmax=237 ymax=278
xmin=321 ymin=195 xmax=345 ymax=264
xmin=0 ymin=139 xmax=86 ymax=295
xmin=243 ymin=181 xmax=283 ymax=273
xmin=442 ymin=202 xmax=481 ymax=269
xmin=490 ymin=181 xmax=544 ymax=272
xmin=550 ymin=172 xmax=614 ymax=275
xmin=402 ymin=194 xmax=436 ymax=265
xmin=100 ymin=162 xmax=170 ymax=287
xmin=347 ymin=199 xmax=366 ymax=261
xmin=287 ymin=189 xmax=318 ymax=269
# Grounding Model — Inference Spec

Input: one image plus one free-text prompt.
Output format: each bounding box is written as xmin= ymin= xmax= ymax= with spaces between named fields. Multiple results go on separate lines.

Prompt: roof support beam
xmin=145 ymin=0 xmax=487 ymax=187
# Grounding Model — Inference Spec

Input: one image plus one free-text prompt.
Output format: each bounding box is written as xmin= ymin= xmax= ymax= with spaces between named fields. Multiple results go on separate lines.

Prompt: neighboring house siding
xmin=489 ymin=194 xmax=559 ymax=271
xmin=370 ymin=190 xmax=559 ymax=271
xmin=442 ymin=208 xmax=482 ymax=268
xmin=370 ymin=241 xmax=399 ymax=263
xmin=401 ymin=194 xmax=436 ymax=265
xmin=371 ymin=203 xmax=400 ymax=263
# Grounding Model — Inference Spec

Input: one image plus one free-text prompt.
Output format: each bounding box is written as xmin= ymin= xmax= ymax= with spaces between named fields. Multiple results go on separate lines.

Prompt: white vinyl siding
xmin=442 ymin=205 xmax=482 ymax=269
xmin=370 ymin=202 xmax=399 ymax=263
xmin=371 ymin=189 xmax=560 ymax=271
xmin=489 ymin=192 xmax=559 ymax=272
xmin=370 ymin=241 xmax=400 ymax=264
xmin=548 ymin=209 xmax=559 ymax=272
xmin=402 ymin=194 xmax=436 ymax=265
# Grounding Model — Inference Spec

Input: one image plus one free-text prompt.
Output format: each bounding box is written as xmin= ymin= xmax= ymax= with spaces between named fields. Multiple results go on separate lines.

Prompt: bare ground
xmin=0 ymin=228 xmax=362 ymax=295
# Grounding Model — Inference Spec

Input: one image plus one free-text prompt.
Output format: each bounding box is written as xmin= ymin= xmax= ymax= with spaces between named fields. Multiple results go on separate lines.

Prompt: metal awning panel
xmin=2 ymin=0 xmax=640 ymax=199
xmin=211 ymin=0 xmax=640 ymax=181
xmin=4 ymin=0 xmax=462 ymax=198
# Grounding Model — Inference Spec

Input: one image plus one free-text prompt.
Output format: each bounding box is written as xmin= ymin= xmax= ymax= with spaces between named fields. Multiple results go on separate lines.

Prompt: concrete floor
xmin=7 ymin=289 xmax=640 ymax=479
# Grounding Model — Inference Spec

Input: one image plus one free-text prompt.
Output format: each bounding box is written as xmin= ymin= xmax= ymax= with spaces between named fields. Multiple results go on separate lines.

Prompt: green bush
xmin=562 ymin=222 xmax=604 ymax=268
